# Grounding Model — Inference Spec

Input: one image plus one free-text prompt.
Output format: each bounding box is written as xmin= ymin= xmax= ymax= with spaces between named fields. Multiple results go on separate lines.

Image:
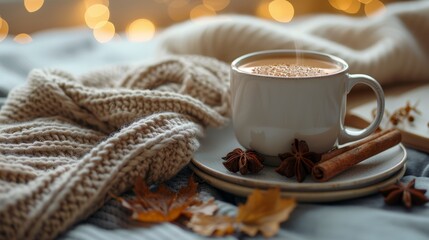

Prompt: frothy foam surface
xmin=239 ymin=57 xmax=342 ymax=77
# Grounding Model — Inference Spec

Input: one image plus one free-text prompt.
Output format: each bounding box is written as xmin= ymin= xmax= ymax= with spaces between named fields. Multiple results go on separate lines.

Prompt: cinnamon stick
xmin=312 ymin=129 xmax=401 ymax=182
xmin=320 ymin=128 xmax=395 ymax=162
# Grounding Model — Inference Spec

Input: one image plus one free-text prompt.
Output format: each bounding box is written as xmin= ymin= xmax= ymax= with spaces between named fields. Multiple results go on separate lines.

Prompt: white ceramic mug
xmin=230 ymin=50 xmax=384 ymax=165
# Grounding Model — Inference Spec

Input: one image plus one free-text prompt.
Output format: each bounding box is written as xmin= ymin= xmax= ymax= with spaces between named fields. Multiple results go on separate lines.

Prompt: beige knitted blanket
xmin=0 ymin=56 xmax=230 ymax=240
xmin=158 ymin=1 xmax=429 ymax=85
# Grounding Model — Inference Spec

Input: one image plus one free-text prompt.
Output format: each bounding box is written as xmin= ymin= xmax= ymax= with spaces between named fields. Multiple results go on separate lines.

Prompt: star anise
xmin=380 ymin=179 xmax=429 ymax=208
xmin=275 ymin=139 xmax=320 ymax=182
xmin=222 ymin=148 xmax=264 ymax=175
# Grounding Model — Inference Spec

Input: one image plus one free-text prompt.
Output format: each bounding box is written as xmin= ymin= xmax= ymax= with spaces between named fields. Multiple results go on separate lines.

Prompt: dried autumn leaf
xmin=187 ymin=213 xmax=236 ymax=237
xmin=113 ymin=176 xmax=199 ymax=223
xmin=236 ymin=188 xmax=296 ymax=238
xmin=182 ymin=198 xmax=218 ymax=218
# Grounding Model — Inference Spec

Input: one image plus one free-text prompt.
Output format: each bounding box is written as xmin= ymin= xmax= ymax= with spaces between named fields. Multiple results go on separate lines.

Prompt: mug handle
xmin=339 ymin=74 xmax=385 ymax=144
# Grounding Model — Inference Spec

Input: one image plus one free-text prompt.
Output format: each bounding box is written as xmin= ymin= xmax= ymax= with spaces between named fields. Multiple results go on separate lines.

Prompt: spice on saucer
xmin=222 ymin=148 xmax=264 ymax=175
xmin=380 ymin=179 xmax=429 ymax=208
xmin=312 ymin=129 xmax=401 ymax=182
xmin=276 ymin=139 xmax=321 ymax=182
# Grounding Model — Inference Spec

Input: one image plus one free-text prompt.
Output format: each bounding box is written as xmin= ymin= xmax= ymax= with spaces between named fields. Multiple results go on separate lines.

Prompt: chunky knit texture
xmin=158 ymin=1 xmax=429 ymax=85
xmin=0 ymin=56 xmax=230 ymax=240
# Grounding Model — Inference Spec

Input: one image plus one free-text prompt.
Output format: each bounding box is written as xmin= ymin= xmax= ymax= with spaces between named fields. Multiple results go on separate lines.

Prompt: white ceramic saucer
xmin=190 ymin=163 xmax=406 ymax=202
xmin=192 ymin=124 xmax=407 ymax=192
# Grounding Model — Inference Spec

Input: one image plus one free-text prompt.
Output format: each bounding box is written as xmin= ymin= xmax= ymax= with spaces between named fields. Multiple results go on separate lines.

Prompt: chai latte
xmin=238 ymin=57 xmax=342 ymax=78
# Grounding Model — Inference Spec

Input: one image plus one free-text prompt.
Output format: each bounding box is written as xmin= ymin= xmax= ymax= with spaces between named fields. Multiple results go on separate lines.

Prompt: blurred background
xmin=0 ymin=0 xmax=408 ymax=44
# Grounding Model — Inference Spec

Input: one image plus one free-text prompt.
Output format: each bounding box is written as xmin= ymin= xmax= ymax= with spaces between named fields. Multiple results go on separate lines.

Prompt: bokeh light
xmin=24 ymin=0 xmax=44 ymax=13
xmin=168 ymin=0 xmax=191 ymax=21
xmin=268 ymin=0 xmax=294 ymax=23
xmin=0 ymin=17 xmax=9 ymax=42
xmin=343 ymin=0 xmax=361 ymax=14
xmin=203 ymin=0 xmax=230 ymax=11
xmin=365 ymin=0 xmax=385 ymax=16
xmin=256 ymin=0 xmax=272 ymax=19
xmin=189 ymin=4 xmax=216 ymax=20
xmin=329 ymin=0 xmax=353 ymax=11
xmin=126 ymin=19 xmax=156 ymax=42
xmin=1 ymin=0 xmax=393 ymax=45
xmin=14 ymin=33 xmax=32 ymax=44
xmin=84 ymin=0 xmax=109 ymax=8
xmin=358 ymin=0 xmax=373 ymax=4
xmin=92 ymin=21 xmax=115 ymax=43
xmin=84 ymin=4 xmax=110 ymax=29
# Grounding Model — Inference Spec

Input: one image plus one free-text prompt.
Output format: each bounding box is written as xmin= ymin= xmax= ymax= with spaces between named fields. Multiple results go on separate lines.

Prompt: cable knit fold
xmin=0 ymin=55 xmax=230 ymax=240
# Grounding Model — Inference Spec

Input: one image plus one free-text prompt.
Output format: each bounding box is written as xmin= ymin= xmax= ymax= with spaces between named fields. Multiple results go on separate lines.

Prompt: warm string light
xmin=268 ymin=0 xmax=294 ymax=22
xmin=202 ymin=0 xmax=230 ymax=11
xmin=93 ymin=21 xmax=115 ymax=43
xmin=256 ymin=0 xmax=272 ymax=19
xmin=82 ymin=0 xmax=158 ymax=43
xmin=189 ymin=4 xmax=216 ymax=20
xmin=126 ymin=19 xmax=156 ymax=42
xmin=24 ymin=0 xmax=44 ymax=13
xmin=364 ymin=0 xmax=385 ymax=16
xmin=329 ymin=0 xmax=385 ymax=15
xmin=168 ymin=0 xmax=191 ymax=21
xmin=343 ymin=0 xmax=361 ymax=14
xmin=329 ymin=0 xmax=353 ymax=11
xmin=83 ymin=1 xmax=115 ymax=43
xmin=14 ymin=33 xmax=32 ymax=44
xmin=84 ymin=0 xmax=109 ymax=8
xmin=166 ymin=0 xmax=231 ymax=22
xmin=188 ymin=0 xmax=230 ymax=21
xmin=85 ymin=4 xmax=110 ymax=29
xmin=358 ymin=0 xmax=373 ymax=4
xmin=256 ymin=0 xmax=294 ymax=23
xmin=3 ymin=0 xmax=388 ymax=45
xmin=0 ymin=17 xmax=9 ymax=42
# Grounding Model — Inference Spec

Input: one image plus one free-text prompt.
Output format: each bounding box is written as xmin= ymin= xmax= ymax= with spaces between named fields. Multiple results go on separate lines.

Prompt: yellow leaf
xmin=187 ymin=213 xmax=236 ymax=236
xmin=237 ymin=188 xmax=296 ymax=237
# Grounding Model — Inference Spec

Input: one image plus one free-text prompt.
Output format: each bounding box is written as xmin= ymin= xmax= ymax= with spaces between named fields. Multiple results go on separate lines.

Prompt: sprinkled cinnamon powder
xmin=251 ymin=64 xmax=329 ymax=77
